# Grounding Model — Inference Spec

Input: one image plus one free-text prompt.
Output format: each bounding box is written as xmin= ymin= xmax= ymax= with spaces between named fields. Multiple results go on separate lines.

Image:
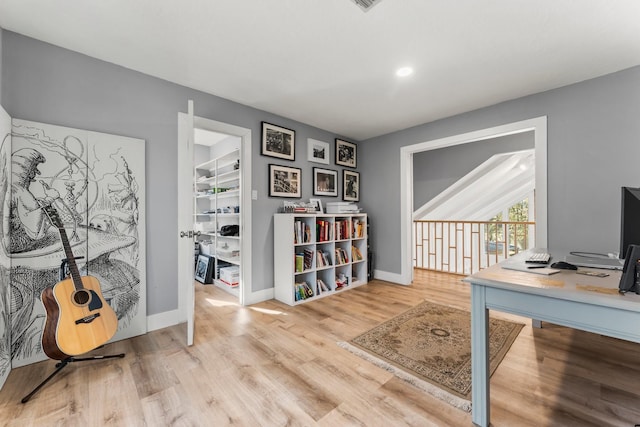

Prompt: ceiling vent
xmin=350 ymin=0 xmax=384 ymax=12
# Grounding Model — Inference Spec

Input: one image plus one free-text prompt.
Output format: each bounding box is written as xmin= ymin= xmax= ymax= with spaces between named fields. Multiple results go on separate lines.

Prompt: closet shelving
xmin=195 ymin=149 xmax=240 ymax=289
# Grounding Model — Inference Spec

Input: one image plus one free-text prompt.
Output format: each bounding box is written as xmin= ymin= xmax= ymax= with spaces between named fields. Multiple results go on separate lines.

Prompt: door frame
xmin=398 ymin=116 xmax=548 ymax=285
xmin=177 ymin=110 xmax=252 ymax=346
xmin=192 ymin=116 xmax=252 ymax=306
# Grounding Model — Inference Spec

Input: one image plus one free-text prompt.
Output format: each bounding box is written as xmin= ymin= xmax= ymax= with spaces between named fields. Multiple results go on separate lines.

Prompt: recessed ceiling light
xmin=396 ymin=67 xmax=414 ymax=77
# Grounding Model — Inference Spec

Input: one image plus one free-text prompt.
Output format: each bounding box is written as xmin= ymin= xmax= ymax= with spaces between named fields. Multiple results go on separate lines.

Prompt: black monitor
xmin=620 ymin=186 xmax=640 ymax=258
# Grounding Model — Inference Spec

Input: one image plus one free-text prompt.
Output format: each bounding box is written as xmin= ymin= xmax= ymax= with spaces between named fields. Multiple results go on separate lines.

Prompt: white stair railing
xmin=413 ymin=220 xmax=535 ymax=275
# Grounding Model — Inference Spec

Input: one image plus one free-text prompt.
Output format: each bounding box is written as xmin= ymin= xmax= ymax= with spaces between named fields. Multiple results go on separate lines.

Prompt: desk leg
xmin=471 ymin=284 xmax=489 ymax=427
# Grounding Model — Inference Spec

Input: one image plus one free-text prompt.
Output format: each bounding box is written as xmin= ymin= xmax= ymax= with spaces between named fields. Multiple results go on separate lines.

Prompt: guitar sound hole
xmin=73 ymin=290 xmax=91 ymax=306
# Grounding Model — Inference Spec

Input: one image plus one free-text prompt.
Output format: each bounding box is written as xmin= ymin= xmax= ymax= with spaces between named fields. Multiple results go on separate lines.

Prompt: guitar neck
xmin=57 ymin=226 xmax=84 ymax=291
xmin=41 ymin=203 xmax=85 ymax=291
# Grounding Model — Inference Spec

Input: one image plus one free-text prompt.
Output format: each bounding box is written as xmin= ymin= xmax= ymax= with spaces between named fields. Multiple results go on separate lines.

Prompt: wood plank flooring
xmin=1 ymin=269 xmax=640 ymax=426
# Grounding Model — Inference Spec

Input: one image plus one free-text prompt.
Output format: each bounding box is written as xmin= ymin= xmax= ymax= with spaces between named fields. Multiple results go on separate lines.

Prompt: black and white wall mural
xmin=0 ymin=117 xmax=146 ymax=376
xmin=0 ymin=107 xmax=11 ymax=388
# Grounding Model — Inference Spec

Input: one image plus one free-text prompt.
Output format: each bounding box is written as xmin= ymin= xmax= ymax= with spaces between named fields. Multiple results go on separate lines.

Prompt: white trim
xmin=147 ymin=309 xmax=182 ymax=332
xmin=374 ymin=269 xmax=408 ymax=285
xmin=242 ymin=287 xmax=274 ymax=305
xmin=400 ymin=116 xmax=548 ymax=285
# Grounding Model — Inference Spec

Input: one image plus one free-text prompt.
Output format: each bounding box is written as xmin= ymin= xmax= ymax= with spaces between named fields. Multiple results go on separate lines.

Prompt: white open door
xmin=177 ymin=101 xmax=195 ymax=345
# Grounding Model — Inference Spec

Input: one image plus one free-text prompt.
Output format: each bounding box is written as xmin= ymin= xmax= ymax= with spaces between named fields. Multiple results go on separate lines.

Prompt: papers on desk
xmin=501 ymin=264 xmax=561 ymax=275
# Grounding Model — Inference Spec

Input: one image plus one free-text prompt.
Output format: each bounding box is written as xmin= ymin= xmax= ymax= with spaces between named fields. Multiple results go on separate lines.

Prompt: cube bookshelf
xmin=274 ymin=213 xmax=368 ymax=305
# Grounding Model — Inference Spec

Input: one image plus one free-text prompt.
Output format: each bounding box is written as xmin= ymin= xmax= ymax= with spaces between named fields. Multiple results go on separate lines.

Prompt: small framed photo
xmin=195 ymin=255 xmax=212 ymax=284
xmin=313 ymin=167 xmax=338 ymax=197
xmin=269 ymin=164 xmax=301 ymax=198
xmin=262 ymin=121 xmax=295 ymax=160
xmin=343 ymin=170 xmax=360 ymax=202
xmin=336 ymin=139 xmax=357 ymax=168
xmin=309 ymin=198 xmax=323 ymax=214
xmin=307 ymin=138 xmax=330 ymax=164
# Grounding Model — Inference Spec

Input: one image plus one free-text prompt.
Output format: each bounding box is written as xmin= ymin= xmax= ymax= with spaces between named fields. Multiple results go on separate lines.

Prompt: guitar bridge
xmin=75 ymin=312 xmax=101 ymax=325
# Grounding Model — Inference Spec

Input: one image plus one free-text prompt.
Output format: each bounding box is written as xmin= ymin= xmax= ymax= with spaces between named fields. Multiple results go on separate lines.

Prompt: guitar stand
xmin=21 ymin=257 xmax=126 ymax=403
xmin=21 ymin=353 xmax=125 ymax=403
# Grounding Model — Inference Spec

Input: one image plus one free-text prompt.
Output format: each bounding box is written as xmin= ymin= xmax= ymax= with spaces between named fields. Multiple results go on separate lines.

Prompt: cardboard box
xmin=219 ymin=266 xmax=239 ymax=286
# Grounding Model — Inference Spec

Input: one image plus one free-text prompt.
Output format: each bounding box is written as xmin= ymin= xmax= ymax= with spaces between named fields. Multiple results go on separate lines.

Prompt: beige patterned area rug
xmin=338 ymin=301 xmax=523 ymax=412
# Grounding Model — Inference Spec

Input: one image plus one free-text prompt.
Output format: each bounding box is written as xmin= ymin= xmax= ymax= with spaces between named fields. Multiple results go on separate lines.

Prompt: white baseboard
xmin=244 ymin=287 xmax=274 ymax=305
xmin=374 ymin=269 xmax=410 ymax=285
xmin=147 ymin=308 xmax=183 ymax=332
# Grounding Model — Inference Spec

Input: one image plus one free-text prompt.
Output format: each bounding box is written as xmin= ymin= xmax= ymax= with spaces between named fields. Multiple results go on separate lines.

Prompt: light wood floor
xmin=1 ymin=269 xmax=640 ymax=426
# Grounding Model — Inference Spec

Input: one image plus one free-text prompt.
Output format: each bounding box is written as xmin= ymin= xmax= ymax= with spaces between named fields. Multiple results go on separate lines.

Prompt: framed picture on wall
xmin=262 ymin=122 xmax=295 ymax=160
xmin=313 ymin=167 xmax=338 ymax=197
xmin=336 ymin=139 xmax=356 ymax=168
xmin=269 ymin=164 xmax=302 ymax=198
xmin=307 ymin=138 xmax=330 ymax=164
xmin=343 ymin=170 xmax=360 ymax=202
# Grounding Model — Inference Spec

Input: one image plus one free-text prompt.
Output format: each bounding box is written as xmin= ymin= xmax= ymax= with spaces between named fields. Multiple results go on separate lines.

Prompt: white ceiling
xmin=1 ymin=1 xmax=639 ymax=141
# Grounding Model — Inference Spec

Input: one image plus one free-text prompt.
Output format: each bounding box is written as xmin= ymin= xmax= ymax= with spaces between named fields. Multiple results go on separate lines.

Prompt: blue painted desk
xmin=464 ymin=254 xmax=640 ymax=427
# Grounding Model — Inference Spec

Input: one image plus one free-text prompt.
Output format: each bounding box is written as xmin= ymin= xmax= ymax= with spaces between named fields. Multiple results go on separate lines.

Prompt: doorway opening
xmin=399 ymin=117 xmax=548 ymax=284
xmin=194 ymin=129 xmax=242 ymax=297
xmin=192 ymin=117 xmax=252 ymax=306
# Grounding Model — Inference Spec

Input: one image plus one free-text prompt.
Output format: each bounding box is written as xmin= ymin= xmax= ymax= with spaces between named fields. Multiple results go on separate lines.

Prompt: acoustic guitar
xmin=40 ymin=204 xmax=118 ymax=360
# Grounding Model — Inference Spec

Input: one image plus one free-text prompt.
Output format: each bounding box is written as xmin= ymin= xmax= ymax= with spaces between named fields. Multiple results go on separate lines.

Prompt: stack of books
xmin=294 ymin=220 xmax=311 ymax=244
xmin=335 ymin=247 xmax=349 ymax=265
xmin=325 ymin=202 xmax=360 ymax=214
xmin=352 ymin=219 xmax=365 ymax=238
xmin=295 ymin=281 xmax=314 ymax=301
xmin=334 ymin=219 xmax=351 ymax=240
xmin=316 ymin=249 xmax=332 ymax=268
xmin=316 ymin=279 xmax=330 ymax=294
xmin=316 ymin=219 xmax=333 ymax=242
xmin=352 ymin=246 xmax=364 ymax=261
xmin=295 ymin=248 xmax=315 ymax=272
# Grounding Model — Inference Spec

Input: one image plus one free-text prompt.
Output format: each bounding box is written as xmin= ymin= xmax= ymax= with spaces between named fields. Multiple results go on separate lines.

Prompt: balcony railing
xmin=413 ymin=220 xmax=535 ymax=275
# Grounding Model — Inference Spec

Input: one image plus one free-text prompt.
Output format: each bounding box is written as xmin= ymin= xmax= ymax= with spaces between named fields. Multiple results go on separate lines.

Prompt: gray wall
xmin=4 ymin=29 xmax=638 ymax=305
xmin=413 ymin=132 xmax=533 ymax=208
xmin=0 ymin=31 xmax=357 ymax=315
xmin=0 ymin=29 xmax=3 ymax=101
xmin=362 ymin=66 xmax=640 ymax=274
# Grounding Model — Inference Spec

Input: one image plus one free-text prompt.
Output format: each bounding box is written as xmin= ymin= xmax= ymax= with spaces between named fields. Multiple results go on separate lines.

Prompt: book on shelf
xmin=295 ymin=254 xmax=304 ymax=272
xmin=316 ymin=219 xmax=333 ymax=242
xmin=334 ymin=247 xmax=349 ymax=265
xmin=352 ymin=245 xmax=363 ymax=261
xmin=316 ymin=249 xmax=332 ymax=268
xmin=303 ymin=248 xmax=314 ymax=270
xmin=294 ymin=220 xmax=312 ymax=244
xmin=295 ymin=249 xmax=315 ymax=272
xmin=334 ymin=219 xmax=351 ymax=240
xmin=295 ymin=281 xmax=314 ymax=301
xmin=352 ymin=219 xmax=365 ymax=238
xmin=316 ymin=278 xmax=330 ymax=294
